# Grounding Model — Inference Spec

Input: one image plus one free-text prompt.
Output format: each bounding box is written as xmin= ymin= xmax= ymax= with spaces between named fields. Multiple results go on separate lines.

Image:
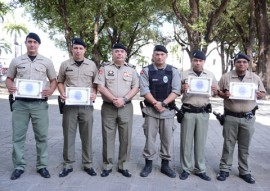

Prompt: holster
xmin=9 ymin=94 xmax=15 ymax=112
xmin=58 ymin=96 xmax=65 ymax=114
xmin=173 ymin=104 xmax=185 ymax=124
xmin=140 ymin=101 xmax=146 ymax=118
xmin=213 ymin=111 xmax=225 ymax=125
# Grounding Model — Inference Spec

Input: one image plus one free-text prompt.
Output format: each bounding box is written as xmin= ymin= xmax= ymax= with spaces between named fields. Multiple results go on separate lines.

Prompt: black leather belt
xmin=182 ymin=103 xmax=210 ymax=113
xmin=16 ymin=97 xmax=48 ymax=102
xmin=225 ymin=109 xmax=255 ymax=118
xmin=103 ymin=101 xmax=131 ymax=105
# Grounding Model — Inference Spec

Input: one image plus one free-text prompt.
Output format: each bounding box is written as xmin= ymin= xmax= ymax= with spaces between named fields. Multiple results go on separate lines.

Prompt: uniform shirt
xmin=57 ymin=58 xmax=98 ymax=87
xmin=7 ymin=53 xmax=56 ymax=88
xmin=140 ymin=64 xmax=181 ymax=119
xmin=219 ymin=70 xmax=265 ymax=112
xmin=181 ymin=68 xmax=218 ymax=107
xmin=94 ymin=62 xmax=139 ymax=102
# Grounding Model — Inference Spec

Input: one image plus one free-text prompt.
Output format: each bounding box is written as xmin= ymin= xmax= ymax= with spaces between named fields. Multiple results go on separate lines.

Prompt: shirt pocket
xmin=105 ymin=75 xmax=116 ymax=88
xmin=123 ymin=76 xmax=132 ymax=86
xmin=16 ymin=66 xmax=27 ymax=78
xmin=35 ymin=65 xmax=47 ymax=80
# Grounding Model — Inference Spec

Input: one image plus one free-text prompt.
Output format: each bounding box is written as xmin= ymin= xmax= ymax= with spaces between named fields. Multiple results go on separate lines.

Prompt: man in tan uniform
xmin=57 ymin=38 xmax=98 ymax=177
xmin=94 ymin=43 xmax=139 ymax=177
xmin=6 ymin=32 xmax=57 ymax=180
xmin=216 ymin=53 xmax=265 ymax=184
xmin=179 ymin=50 xmax=218 ymax=181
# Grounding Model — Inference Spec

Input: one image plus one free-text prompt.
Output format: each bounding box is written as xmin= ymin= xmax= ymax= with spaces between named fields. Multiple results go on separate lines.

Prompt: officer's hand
xmin=181 ymin=83 xmax=189 ymax=93
xmin=113 ymin=98 xmax=125 ymax=108
xmin=211 ymin=85 xmax=218 ymax=95
xmin=90 ymin=92 xmax=96 ymax=101
xmin=256 ymin=91 xmax=265 ymax=99
xmin=222 ymin=90 xmax=231 ymax=99
xmin=42 ymin=89 xmax=53 ymax=97
xmin=154 ymin=102 xmax=166 ymax=113
xmin=60 ymin=92 xmax=67 ymax=100
xmin=7 ymin=85 xmax=17 ymax=94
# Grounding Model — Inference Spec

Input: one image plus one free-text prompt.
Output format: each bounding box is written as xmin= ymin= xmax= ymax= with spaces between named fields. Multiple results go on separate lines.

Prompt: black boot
xmin=161 ymin=159 xmax=176 ymax=178
xmin=140 ymin=159 xmax=152 ymax=177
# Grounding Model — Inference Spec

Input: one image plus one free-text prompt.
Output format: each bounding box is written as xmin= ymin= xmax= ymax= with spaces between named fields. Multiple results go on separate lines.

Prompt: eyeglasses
xmin=236 ymin=60 xmax=248 ymax=64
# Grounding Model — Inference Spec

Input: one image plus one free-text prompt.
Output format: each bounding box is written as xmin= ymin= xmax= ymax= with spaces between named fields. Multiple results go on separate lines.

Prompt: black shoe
xmin=118 ymin=169 xmax=132 ymax=177
xmin=101 ymin=169 xmax=112 ymax=177
xmin=217 ymin=171 xmax=229 ymax=181
xmin=140 ymin=159 xmax=152 ymax=177
xmin=37 ymin=168 xmax=51 ymax=178
xmin=10 ymin=169 xmax=24 ymax=180
xmin=195 ymin=172 xmax=211 ymax=181
xmin=179 ymin=171 xmax=189 ymax=180
xmin=161 ymin=166 xmax=176 ymax=178
xmin=239 ymin=174 xmax=255 ymax=184
xmin=59 ymin=168 xmax=73 ymax=177
xmin=84 ymin=168 xmax=97 ymax=176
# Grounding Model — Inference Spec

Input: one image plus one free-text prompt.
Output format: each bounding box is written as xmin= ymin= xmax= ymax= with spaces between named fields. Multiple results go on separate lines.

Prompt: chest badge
xmin=163 ymin=76 xmax=168 ymax=83
xmin=107 ymin=70 xmax=114 ymax=76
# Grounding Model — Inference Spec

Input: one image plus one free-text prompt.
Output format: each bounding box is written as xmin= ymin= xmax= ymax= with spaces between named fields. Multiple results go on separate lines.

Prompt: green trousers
xmin=180 ymin=112 xmax=209 ymax=174
xmin=12 ymin=100 xmax=49 ymax=171
xmin=62 ymin=105 xmax=94 ymax=169
xmin=219 ymin=115 xmax=255 ymax=175
xmin=101 ymin=102 xmax=133 ymax=170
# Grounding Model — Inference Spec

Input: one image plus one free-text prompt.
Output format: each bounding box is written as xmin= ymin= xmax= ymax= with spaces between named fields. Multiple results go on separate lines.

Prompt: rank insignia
xmin=124 ymin=72 xmax=130 ymax=77
xmin=108 ymin=70 xmax=114 ymax=76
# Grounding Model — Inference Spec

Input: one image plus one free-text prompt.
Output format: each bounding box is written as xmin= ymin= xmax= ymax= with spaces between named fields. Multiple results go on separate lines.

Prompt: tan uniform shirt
xmin=219 ymin=70 xmax=265 ymax=112
xmin=7 ymin=53 xmax=56 ymax=88
xmin=57 ymin=58 xmax=97 ymax=87
xmin=94 ymin=62 xmax=139 ymax=102
xmin=181 ymin=68 xmax=218 ymax=107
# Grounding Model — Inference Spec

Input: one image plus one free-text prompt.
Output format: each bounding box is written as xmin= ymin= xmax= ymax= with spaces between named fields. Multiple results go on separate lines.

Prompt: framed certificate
xmin=66 ymin=87 xmax=91 ymax=105
xmin=187 ymin=76 xmax=212 ymax=95
xmin=15 ymin=79 xmax=43 ymax=98
xmin=229 ymin=82 xmax=256 ymax=100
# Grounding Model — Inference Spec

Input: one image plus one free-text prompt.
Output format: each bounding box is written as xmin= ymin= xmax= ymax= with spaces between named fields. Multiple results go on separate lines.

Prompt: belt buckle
xmin=244 ymin=112 xmax=253 ymax=119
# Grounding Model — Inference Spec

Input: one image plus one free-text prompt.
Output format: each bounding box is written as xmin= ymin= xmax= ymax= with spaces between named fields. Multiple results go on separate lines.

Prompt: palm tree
xmin=4 ymin=23 xmax=28 ymax=57
xmin=0 ymin=38 xmax=12 ymax=56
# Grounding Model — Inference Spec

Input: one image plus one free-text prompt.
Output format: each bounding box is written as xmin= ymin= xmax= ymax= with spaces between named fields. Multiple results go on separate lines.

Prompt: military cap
xmin=153 ymin=45 xmax=168 ymax=53
xmin=26 ymin=32 xmax=41 ymax=44
xmin=234 ymin=53 xmax=250 ymax=63
xmin=192 ymin=50 xmax=206 ymax=60
xmin=72 ymin=37 xmax=86 ymax=47
xmin=113 ymin=43 xmax=127 ymax=51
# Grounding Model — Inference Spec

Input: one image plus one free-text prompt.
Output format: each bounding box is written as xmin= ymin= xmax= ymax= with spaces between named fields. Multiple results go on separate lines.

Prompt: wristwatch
xmin=161 ymin=102 xmax=167 ymax=108
xmin=123 ymin=96 xmax=128 ymax=104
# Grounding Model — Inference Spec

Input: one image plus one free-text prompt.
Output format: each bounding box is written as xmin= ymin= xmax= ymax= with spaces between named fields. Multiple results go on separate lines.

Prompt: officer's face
xmin=235 ymin=59 xmax=249 ymax=73
xmin=191 ymin=58 xmax=205 ymax=72
xmin=72 ymin=44 xmax=86 ymax=61
xmin=25 ymin=38 xmax=40 ymax=56
xmin=112 ymin=49 xmax=127 ymax=64
xmin=152 ymin=51 xmax=167 ymax=67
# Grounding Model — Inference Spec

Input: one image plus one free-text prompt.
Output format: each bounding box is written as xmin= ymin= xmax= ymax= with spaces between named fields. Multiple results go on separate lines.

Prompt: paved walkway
xmin=0 ymin=91 xmax=270 ymax=191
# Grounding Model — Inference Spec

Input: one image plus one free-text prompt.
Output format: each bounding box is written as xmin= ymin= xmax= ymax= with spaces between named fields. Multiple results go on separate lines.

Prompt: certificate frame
xmin=65 ymin=87 xmax=91 ymax=105
xmin=15 ymin=79 xmax=43 ymax=98
xmin=229 ymin=82 xmax=256 ymax=100
xmin=187 ymin=76 xmax=212 ymax=95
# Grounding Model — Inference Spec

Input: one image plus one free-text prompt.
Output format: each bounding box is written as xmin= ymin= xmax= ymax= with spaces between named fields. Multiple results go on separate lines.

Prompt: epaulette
xmin=127 ymin=63 xmax=136 ymax=69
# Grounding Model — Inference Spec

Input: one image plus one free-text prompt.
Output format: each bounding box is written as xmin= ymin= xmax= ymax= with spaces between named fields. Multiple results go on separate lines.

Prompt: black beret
xmin=153 ymin=45 xmax=168 ymax=53
xmin=26 ymin=32 xmax=41 ymax=44
xmin=192 ymin=50 xmax=206 ymax=60
xmin=113 ymin=43 xmax=127 ymax=51
xmin=72 ymin=38 xmax=86 ymax=47
xmin=234 ymin=53 xmax=250 ymax=63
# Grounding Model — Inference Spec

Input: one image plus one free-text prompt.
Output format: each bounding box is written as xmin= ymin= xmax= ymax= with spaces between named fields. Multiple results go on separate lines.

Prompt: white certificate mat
xmin=66 ymin=87 xmax=91 ymax=105
xmin=15 ymin=79 xmax=43 ymax=98
xmin=187 ymin=76 xmax=212 ymax=95
xmin=229 ymin=82 xmax=256 ymax=100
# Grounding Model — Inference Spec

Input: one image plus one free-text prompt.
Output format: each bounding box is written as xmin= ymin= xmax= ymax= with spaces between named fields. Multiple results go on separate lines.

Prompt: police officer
xmin=216 ymin=53 xmax=265 ymax=184
xmin=139 ymin=45 xmax=181 ymax=178
xmin=94 ymin=43 xmax=139 ymax=177
xmin=6 ymin=32 xmax=57 ymax=180
xmin=179 ymin=50 xmax=218 ymax=181
xmin=57 ymin=38 xmax=98 ymax=177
